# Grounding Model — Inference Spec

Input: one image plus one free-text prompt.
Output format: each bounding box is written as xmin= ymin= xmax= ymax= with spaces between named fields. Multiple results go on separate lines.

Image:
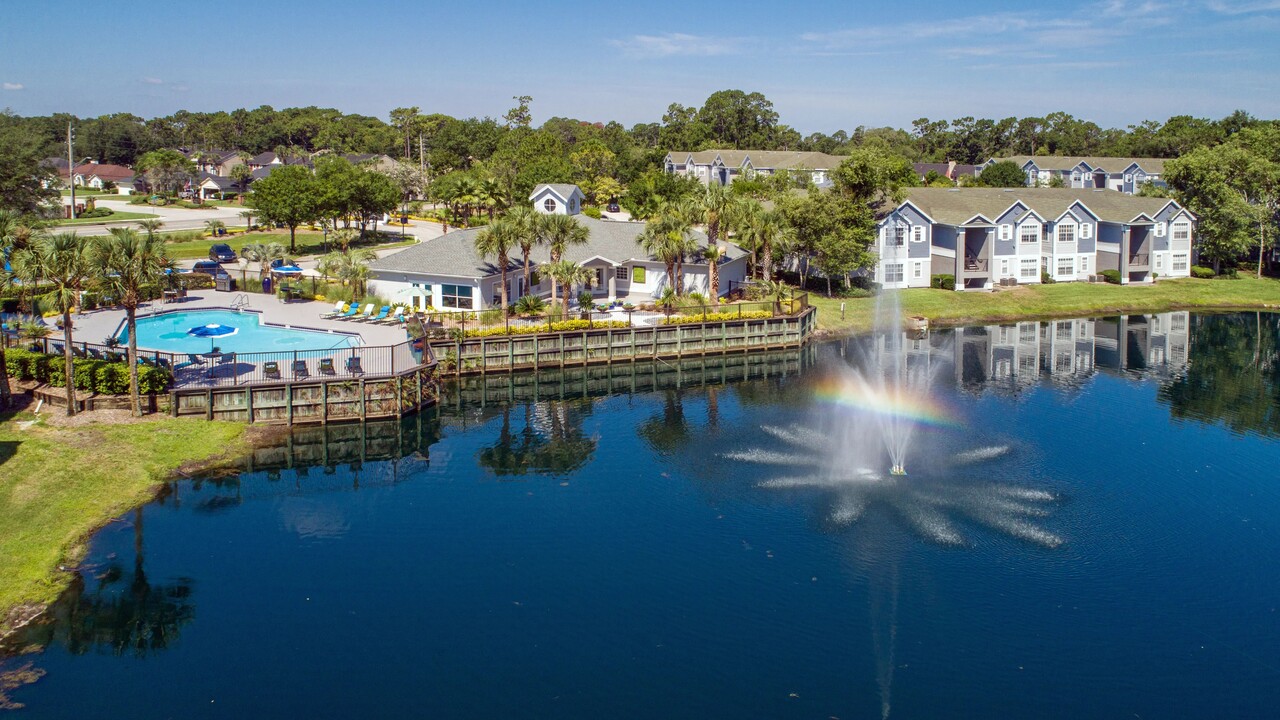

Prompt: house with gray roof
xmin=872 ymin=188 xmax=1196 ymax=290
xmin=367 ymin=184 xmax=748 ymax=311
xmin=981 ymin=156 xmax=1170 ymax=194
xmin=664 ymin=150 xmax=844 ymax=188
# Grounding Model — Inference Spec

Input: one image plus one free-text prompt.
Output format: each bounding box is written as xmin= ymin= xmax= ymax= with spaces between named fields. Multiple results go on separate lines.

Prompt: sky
xmin=2 ymin=0 xmax=1279 ymax=133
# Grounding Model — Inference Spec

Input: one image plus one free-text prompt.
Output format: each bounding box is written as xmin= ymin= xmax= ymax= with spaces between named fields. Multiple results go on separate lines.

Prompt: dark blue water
xmin=4 ymin=312 xmax=1280 ymax=719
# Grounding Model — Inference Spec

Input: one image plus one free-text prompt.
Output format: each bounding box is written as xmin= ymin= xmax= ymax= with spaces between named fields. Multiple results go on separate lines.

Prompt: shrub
xmin=461 ymin=319 xmax=631 ymax=337
xmin=1100 ymin=269 xmax=1122 ymax=284
xmin=581 ymin=206 xmax=602 ymax=219
xmin=660 ymin=310 xmax=773 ymax=324
xmin=1041 ymin=271 xmax=1056 ymax=285
xmin=930 ymin=274 xmax=955 ymax=290
xmin=1190 ymin=266 xmax=1215 ymax=279
xmin=513 ymin=295 xmax=547 ymax=316
xmin=1217 ymin=267 xmax=1240 ymax=279
xmin=76 ymin=207 xmax=114 ymax=219
xmin=5 ymin=347 xmax=172 ymax=394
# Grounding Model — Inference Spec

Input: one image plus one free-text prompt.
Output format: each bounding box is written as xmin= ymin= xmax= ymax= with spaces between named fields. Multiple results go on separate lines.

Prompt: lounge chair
xmin=376 ymin=307 xmax=405 ymax=325
xmin=345 ymin=356 xmax=364 ymax=375
xmin=87 ymin=348 xmax=105 ymax=360
xmin=338 ymin=304 xmax=361 ymax=319
xmin=362 ymin=306 xmax=390 ymax=323
xmin=263 ymin=361 xmax=281 ymax=380
xmin=72 ymin=346 xmax=87 ymax=358
xmin=353 ymin=304 xmax=375 ymax=322
xmin=155 ymin=358 xmax=175 ymax=372
xmin=318 ymin=357 xmax=337 ymax=375
xmin=52 ymin=343 xmax=65 ymax=355
xmin=105 ymin=351 xmax=122 ymax=363
xmin=186 ymin=353 xmax=207 ymax=367
xmin=291 ymin=359 xmax=310 ymax=379
xmin=321 ymin=301 xmax=347 ymax=318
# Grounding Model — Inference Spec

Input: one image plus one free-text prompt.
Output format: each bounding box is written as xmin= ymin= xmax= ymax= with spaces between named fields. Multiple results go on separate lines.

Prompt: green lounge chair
xmin=264 ymin=361 xmax=281 ymax=380
xmin=291 ymin=359 xmax=310 ymax=379
xmin=319 ymin=357 xmax=337 ymax=375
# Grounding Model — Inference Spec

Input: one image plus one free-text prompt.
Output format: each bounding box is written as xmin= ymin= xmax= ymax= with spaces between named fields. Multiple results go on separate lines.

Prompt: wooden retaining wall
xmin=430 ymin=307 xmax=817 ymax=376
xmin=170 ymin=365 xmax=439 ymax=425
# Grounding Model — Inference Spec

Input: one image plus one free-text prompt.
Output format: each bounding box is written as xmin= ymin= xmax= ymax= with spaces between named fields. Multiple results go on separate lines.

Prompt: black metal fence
xmin=7 ymin=333 xmax=425 ymax=389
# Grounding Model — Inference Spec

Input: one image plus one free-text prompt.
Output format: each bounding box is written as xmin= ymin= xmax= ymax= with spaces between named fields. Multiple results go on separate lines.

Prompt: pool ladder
xmin=229 ymin=293 xmax=250 ymax=312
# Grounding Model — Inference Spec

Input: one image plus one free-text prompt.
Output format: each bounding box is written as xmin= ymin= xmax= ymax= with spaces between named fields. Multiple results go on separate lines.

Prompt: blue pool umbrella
xmin=187 ymin=323 xmax=238 ymax=352
xmin=274 ymin=265 xmax=303 ymax=274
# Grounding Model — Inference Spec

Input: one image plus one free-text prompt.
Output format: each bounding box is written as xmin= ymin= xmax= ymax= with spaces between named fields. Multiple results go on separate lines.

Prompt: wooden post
xmin=321 ymin=382 xmax=328 ymax=425
xmin=286 ymin=384 xmax=293 ymax=425
xmin=206 ymin=388 xmax=213 ymax=420
xmin=246 ymin=386 xmax=254 ymax=423
xmin=358 ymin=378 xmax=366 ymax=420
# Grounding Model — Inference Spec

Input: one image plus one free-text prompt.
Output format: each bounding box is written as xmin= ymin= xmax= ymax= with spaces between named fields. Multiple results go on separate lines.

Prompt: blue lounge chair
xmin=318 ymin=357 xmax=336 ymax=375
xmin=362 ymin=306 xmax=390 ymax=323
xmin=338 ymin=304 xmax=361 ymax=319
xmin=321 ymin=301 xmax=347 ymax=318
xmin=291 ymin=359 xmax=309 ymax=379
xmin=345 ymin=356 xmax=363 ymax=375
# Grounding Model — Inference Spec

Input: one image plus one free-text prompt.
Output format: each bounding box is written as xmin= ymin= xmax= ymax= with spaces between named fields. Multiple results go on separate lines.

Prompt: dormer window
xmin=544 ymin=199 xmax=556 ymax=212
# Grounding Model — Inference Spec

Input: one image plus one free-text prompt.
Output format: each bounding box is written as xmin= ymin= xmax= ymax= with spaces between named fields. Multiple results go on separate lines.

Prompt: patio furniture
xmin=338 ymin=304 xmax=361 ymax=319
xmin=362 ymin=306 xmax=390 ymax=323
xmin=87 ymin=348 xmax=105 ymax=360
xmin=321 ymin=301 xmax=347 ymax=318
xmin=318 ymin=357 xmax=336 ymax=375
xmin=345 ymin=356 xmax=364 ymax=375
xmin=263 ymin=361 xmax=281 ymax=380
xmin=291 ymin=359 xmax=310 ymax=379
xmin=353 ymin=304 xmax=375 ymax=321
xmin=377 ymin=307 xmax=405 ymax=325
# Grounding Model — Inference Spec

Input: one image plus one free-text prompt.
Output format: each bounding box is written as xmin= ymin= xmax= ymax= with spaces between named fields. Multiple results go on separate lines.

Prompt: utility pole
xmin=418 ymin=133 xmax=424 ymax=173
xmin=66 ymin=121 xmax=76 ymax=219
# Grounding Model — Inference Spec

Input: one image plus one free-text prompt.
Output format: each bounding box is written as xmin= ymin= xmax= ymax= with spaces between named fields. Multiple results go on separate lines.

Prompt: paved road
xmin=60 ymin=198 xmax=248 ymax=237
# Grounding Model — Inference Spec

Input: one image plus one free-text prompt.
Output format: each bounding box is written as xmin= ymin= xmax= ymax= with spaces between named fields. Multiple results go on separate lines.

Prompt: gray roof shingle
xmin=890 ymin=187 xmax=1185 ymax=225
xmin=370 ymin=217 xmax=744 ymax=279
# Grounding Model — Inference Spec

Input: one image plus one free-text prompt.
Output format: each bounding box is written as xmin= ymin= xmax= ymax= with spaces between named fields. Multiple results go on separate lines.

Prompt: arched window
xmin=544 ymin=198 xmax=556 ymax=212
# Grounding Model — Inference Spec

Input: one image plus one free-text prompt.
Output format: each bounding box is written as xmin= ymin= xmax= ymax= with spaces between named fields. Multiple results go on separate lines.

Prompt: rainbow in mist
xmin=810 ymin=375 xmax=960 ymax=430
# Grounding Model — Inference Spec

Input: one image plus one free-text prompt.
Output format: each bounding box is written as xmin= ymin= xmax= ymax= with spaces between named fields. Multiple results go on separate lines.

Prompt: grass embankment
xmin=160 ymin=230 xmax=417 ymax=260
xmin=808 ymin=276 xmax=1280 ymax=335
xmin=54 ymin=210 xmax=160 ymax=226
xmin=0 ymin=409 xmax=249 ymax=637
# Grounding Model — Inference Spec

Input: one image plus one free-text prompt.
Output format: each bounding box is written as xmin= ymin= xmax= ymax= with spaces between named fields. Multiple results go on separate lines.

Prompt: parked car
xmin=606 ymin=197 xmax=620 ymax=213
xmin=191 ymin=260 xmax=229 ymax=277
xmin=209 ymin=243 xmax=237 ymax=262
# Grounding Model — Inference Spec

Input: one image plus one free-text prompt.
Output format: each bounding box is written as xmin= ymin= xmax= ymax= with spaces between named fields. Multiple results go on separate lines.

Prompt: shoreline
xmin=0 ymin=404 xmax=266 ymax=646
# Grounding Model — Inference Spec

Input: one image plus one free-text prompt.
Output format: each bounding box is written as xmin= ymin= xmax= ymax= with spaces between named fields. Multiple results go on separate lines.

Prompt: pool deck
xmin=70 ymin=291 xmax=412 ymax=349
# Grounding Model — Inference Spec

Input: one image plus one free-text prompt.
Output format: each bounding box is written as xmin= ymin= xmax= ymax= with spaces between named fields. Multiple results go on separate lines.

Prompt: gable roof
xmin=75 ymin=163 xmax=135 ymax=181
xmin=997 ymin=155 xmax=1170 ymax=174
xmin=249 ymin=152 xmax=280 ymax=165
xmin=883 ymin=188 xmax=1185 ymax=226
xmin=529 ymin=183 xmax=582 ymax=203
xmin=670 ymin=150 xmax=845 ymax=171
xmin=370 ymin=217 xmax=743 ymax=280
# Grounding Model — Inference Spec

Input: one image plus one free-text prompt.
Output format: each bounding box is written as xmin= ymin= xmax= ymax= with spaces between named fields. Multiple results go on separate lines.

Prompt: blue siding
xmin=933 ymin=225 xmax=956 ymax=252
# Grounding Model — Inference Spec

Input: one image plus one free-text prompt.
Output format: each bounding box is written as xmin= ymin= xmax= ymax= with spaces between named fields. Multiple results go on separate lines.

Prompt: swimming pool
xmin=119 ymin=309 xmax=359 ymax=355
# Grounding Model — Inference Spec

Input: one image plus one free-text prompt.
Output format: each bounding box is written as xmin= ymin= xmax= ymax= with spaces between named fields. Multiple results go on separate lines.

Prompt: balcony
xmin=1128 ymin=253 xmax=1150 ymax=269
xmin=963 ymin=256 xmax=989 ymax=273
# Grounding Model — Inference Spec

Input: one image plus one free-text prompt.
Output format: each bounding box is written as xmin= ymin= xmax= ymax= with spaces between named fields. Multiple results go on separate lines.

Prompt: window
xmin=911 ymin=226 xmax=925 ymax=243
xmin=530 ymin=271 xmax=541 ymax=287
xmin=1019 ymin=224 xmax=1040 ymax=244
xmin=616 ymin=266 xmax=629 ymax=281
xmin=1172 ymin=254 xmax=1188 ymax=271
xmin=1020 ymin=258 xmax=1038 ymax=278
xmin=1079 ymin=223 xmax=1092 ymax=239
xmin=1155 ymin=254 xmax=1163 ymax=269
xmin=1155 ymin=221 xmax=1167 ymax=237
xmin=1057 ymin=257 xmax=1074 ymax=276
xmin=1173 ymin=223 xmax=1190 ymax=242
xmin=441 ymin=284 xmax=473 ymax=309
xmin=913 ymin=262 xmax=923 ymax=279
xmin=1072 ymin=172 xmax=1081 ymax=183
xmin=999 ymin=224 xmax=1012 ymax=241
xmin=632 ymin=266 xmax=646 ymax=284
xmin=570 ymin=198 xmax=577 ymax=212
xmin=884 ymin=263 xmax=904 ymax=283
xmin=1124 ymin=174 xmax=1133 ymax=183
xmin=1001 ymin=259 xmax=1009 ymax=276
xmin=593 ymin=268 xmax=604 ymax=287
xmin=1057 ymin=224 xmax=1075 ymax=244
xmin=1019 ymin=323 xmax=1037 ymax=343
xmin=544 ymin=198 xmax=556 ymax=212
xmin=1079 ymin=256 xmax=1090 ymax=273
xmin=891 ymin=227 xmax=906 ymax=247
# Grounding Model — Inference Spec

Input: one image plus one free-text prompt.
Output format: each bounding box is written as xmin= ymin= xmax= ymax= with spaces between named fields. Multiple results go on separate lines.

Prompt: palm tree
xmin=241 ymin=242 xmax=289 ymax=284
xmin=92 ymin=229 xmax=173 ymax=416
xmin=539 ymin=214 xmax=589 ymax=304
xmin=204 ymin=219 xmax=226 ymax=237
xmin=506 ymin=206 xmax=541 ymax=293
xmin=684 ymin=183 xmax=739 ymax=251
xmin=543 ymin=260 xmax=590 ymax=312
xmin=229 ymin=164 xmax=254 ymax=204
xmin=703 ymin=244 xmax=727 ymax=299
xmin=331 ymin=228 xmax=359 ymax=253
xmin=319 ymin=248 xmax=377 ymax=298
xmin=238 ymin=210 xmax=255 ymax=231
xmin=13 ymin=232 xmax=93 ymax=416
xmin=476 ymin=176 xmax=507 ymax=221
xmin=474 ymin=218 xmax=519 ymax=310
xmin=759 ymin=279 xmax=791 ymax=315
xmin=737 ymin=207 xmax=793 ymax=280
xmin=645 ymin=209 xmax=698 ymax=295
xmin=137 ymin=217 xmax=164 ymax=238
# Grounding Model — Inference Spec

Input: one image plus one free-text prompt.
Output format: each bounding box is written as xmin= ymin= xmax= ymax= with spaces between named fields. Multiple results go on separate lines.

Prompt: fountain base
xmin=890 ymin=465 xmax=906 ymax=476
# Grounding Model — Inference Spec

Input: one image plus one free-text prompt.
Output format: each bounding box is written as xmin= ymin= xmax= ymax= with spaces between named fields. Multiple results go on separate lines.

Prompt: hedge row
xmin=461 ymin=319 xmax=632 ymax=338
xmin=660 ymin=310 xmax=774 ymax=325
xmin=1190 ymin=266 xmax=1216 ymax=279
xmin=930 ymin=274 xmax=956 ymax=290
xmin=5 ymin=348 xmax=172 ymax=394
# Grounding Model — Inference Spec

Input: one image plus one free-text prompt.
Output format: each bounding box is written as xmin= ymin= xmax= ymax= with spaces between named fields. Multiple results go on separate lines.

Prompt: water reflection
xmin=477 ymin=403 xmax=598 ymax=478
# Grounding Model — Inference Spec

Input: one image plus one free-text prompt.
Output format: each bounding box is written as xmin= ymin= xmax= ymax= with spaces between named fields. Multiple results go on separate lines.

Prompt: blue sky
xmin=2 ymin=0 xmax=1279 ymax=133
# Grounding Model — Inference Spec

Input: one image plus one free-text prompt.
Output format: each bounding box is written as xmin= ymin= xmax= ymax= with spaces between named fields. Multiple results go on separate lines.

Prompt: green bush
xmin=1100 ymin=269 xmax=1122 ymax=284
xmin=660 ymin=310 xmax=773 ymax=324
xmin=462 ymin=319 xmax=631 ymax=337
xmin=5 ymin=347 xmax=172 ymax=394
xmin=1190 ymin=266 xmax=1215 ymax=279
xmin=581 ymin=206 xmax=602 ymax=219
xmin=76 ymin=207 xmax=114 ymax=219
xmin=930 ymin=274 xmax=955 ymax=290
xmin=1217 ymin=267 xmax=1240 ymax=279
xmin=1041 ymin=271 xmax=1056 ymax=285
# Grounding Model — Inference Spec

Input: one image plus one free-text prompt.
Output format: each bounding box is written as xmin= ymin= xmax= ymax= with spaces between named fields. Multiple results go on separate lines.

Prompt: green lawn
xmin=55 ymin=210 xmax=162 ymax=226
xmin=161 ymin=230 xmax=418 ymax=260
xmin=807 ymin=276 xmax=1280 ymax=335
xmin=0 ymin=409 xmax=248 ymax=634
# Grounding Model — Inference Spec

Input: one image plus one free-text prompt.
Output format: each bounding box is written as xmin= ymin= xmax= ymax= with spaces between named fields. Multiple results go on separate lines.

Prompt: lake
xmin=3 ymin=311 xmax=1279 ymax=719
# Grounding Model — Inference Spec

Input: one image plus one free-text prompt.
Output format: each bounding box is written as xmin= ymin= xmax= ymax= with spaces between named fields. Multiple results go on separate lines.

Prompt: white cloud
xmin=2 ymin=82 xmax=23 ymax=91
xmin=141 ymin=77 xmax=164 ymax=85
xmin=611 ymin=33 xmax=747 ymax=59
xmin=1204 ymin=0 xmax=1280 ymax=13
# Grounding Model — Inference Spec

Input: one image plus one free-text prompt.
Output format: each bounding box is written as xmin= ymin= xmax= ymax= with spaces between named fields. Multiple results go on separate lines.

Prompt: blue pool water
xmin=5 ymin=312 xmax=1280 ymax=718
xmin=118 ymin=309 xmax=358 ymax=354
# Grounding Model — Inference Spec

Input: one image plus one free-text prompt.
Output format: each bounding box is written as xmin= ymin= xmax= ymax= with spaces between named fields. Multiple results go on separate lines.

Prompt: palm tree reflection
xmin=477 ymin=400 xmax=598 ymax=478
